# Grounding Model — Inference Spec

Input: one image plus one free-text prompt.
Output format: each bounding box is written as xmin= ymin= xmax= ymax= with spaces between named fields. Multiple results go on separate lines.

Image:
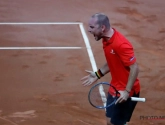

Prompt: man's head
xmin=88 ymin=13 xmax=110 ymax=41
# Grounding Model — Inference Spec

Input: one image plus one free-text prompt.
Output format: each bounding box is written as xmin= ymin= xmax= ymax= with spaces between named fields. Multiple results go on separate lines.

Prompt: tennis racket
xmin=88 ymin=82 xmax=145 ymax=109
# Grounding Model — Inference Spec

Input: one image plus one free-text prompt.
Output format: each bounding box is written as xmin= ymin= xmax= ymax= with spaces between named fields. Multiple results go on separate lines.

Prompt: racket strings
xmin=89 ymin=83 xmax=109 ymax=107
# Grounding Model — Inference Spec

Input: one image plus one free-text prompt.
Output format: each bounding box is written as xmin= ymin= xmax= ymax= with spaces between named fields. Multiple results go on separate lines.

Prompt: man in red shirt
xmin=81 ymin=13 xmax=140 ymax=125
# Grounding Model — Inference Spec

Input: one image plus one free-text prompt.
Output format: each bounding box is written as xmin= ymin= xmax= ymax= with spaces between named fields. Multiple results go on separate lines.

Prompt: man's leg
xmin=106 ymin=117 xmax=112 ymax=125
xmin=106 ymin=117 xmax=127 ymax=125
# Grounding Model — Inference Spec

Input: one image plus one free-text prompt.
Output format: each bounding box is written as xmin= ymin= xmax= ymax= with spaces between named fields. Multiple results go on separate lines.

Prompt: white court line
xmin=0 ymin=22 xmax=82 ymax=25
xmin=79 ymin=24 xmax=97 ymax=71
xmin=79 ymin=23 xmax=107 ymax=109
xmin=0 ymin=47 xmax=82 ymax=50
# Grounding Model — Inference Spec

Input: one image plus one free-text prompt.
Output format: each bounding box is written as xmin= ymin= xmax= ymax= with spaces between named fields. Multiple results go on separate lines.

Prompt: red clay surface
xmin=0 ymin=0 xmax=165 ymax=125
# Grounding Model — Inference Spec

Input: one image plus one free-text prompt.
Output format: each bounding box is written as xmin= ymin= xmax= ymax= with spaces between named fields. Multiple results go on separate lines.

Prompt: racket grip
xmin=131 ymin=97 xmax=146 ymax=102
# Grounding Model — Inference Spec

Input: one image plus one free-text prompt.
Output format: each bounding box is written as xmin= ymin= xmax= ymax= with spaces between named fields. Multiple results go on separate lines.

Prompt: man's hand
xmin=115 ymin=90 xmax=129 ymax=104
xmin=81 ymin=70 xmax=98 ymax=86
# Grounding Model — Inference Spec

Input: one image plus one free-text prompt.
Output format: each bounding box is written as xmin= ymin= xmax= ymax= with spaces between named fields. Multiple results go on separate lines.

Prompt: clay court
xmin=0 ymin=0 xmax=165 ymax=125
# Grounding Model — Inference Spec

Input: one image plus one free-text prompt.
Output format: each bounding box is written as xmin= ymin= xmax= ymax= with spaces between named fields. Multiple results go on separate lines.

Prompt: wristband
xmin=95 ymin=72 xmax=100 ymax=79
xmin=98 ymin=69 xmax=104 ymax=77
xmin=95 ymin=69 xmax=104 ymax=79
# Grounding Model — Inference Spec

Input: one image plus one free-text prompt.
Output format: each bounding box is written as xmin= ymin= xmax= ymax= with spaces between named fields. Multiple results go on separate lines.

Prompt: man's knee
xmin=106 ymin=117 xmax=113 ymax=125
xmin=107 ymin=122 xmax=113 ymax=125
xmin=107 ymin=123 xmax=113 ymax=125
xmin=106 ymin=117 xmax=127 ymax=125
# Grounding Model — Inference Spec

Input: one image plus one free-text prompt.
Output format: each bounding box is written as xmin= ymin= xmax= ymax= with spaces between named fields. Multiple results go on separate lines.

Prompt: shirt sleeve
xmin=117 ymin=43 xmax=136 ymax=66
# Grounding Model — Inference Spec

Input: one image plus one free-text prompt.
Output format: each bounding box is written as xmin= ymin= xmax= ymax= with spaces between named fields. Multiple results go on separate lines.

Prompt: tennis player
xmin=81 ymin=13 xmax=140 ymax=125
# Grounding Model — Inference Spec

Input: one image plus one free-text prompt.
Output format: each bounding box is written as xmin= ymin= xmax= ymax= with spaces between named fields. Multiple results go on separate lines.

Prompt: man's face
xmin=88 ymin=17 xmax=103 ymax=41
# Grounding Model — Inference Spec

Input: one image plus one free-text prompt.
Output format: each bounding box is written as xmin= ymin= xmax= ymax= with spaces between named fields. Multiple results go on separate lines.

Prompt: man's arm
xmin=125 ymin=62 xmax=139 ymax=92
xmin=100 ymin=62 xmax=110 ymax=76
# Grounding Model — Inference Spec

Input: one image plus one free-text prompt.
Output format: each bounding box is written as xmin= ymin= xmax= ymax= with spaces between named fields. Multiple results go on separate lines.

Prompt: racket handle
xmin=131 ymin=97 xmax=146 ymax=102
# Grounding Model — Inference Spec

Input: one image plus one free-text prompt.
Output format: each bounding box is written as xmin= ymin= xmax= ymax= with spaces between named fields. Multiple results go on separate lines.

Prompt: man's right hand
xmin=81 ymin=70 xmax=98 ymax=86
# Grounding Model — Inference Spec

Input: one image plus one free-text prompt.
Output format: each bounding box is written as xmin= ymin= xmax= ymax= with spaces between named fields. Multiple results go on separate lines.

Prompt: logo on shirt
xmin=110 ymin=49 xmax=115 ymax=54
xmin=130 ymin=56 xmax=135 ymax=61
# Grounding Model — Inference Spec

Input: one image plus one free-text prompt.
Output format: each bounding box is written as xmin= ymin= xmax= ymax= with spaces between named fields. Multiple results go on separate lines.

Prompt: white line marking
xmin=0 ymin=22 xmax=82 ymax=25
xmin=0 ymin=47 xmax=82 ymax=50
xmin=79 ymin=24 xmax=97 ymax=71
xmin=79 ymin=24 xmax=107 ymax=109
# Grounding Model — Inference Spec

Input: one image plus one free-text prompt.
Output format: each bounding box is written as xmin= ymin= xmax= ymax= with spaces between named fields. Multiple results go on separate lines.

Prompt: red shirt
xmin=102 ymin=29 xmax=140 ymax=96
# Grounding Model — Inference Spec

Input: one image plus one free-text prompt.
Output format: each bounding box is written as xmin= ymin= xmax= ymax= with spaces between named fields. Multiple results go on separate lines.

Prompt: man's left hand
xmin=115 ymin=90 xmax=129 ymax=104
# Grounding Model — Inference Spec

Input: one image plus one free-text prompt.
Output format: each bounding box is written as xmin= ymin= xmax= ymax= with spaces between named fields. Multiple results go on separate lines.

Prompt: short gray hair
xmin=92 ymin=13 xmax=110 ymax=29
